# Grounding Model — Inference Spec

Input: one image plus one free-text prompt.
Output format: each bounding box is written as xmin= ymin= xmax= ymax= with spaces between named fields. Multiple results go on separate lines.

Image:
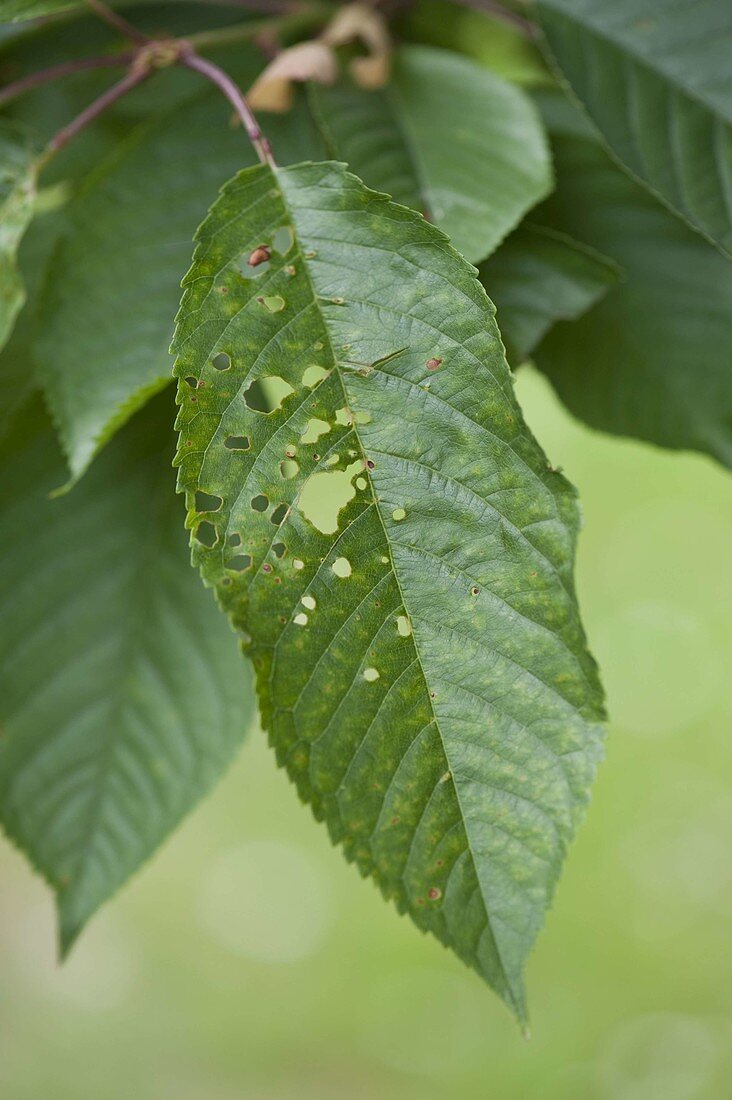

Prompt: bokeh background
xmin=1 ymin=367 xmax=731 ymax=1100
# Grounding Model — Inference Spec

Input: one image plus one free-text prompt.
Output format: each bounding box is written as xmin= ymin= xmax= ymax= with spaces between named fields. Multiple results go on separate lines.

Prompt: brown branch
xmin=179 ymin=47 xmax=276 ymax=167
xmin=0 ymin=52 xmax=135 ymax=108
xmin=84 ymin=0 xmax=150 ymax=44
xmin=41 ymin=63 xmax=153 ymax=165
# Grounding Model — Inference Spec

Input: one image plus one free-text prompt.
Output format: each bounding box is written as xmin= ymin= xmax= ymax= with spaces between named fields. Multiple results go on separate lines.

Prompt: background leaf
xmin=173 ymin=160 xmax=605 ymax=1019
xmin=310 ymin=44 xmax=552 ymax=263
xmin=0 ymin=121 xmax=36 ymax=352
xmin=33 ymin=88 xmax=324 ymax=485
xmin=533 ymin=93 xmax=732 ymax=467
xmin=537 ymin=0 xmax=732 ymax=256
xmin=0 ymin=392 xmax=255 ymax=952
xmin=479 ymin=223 xmax=619 ymax=366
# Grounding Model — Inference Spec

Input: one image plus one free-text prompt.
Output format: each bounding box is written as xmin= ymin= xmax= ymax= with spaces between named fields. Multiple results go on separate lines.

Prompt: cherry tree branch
xmin=0 ymin=52 xmax=135 ymax=108
xmin=179 ymin=47 xmax=276 ymax=167
xmin=40 ymin=63 xmax=153 ymax=167
xmin=84 ymin=0 xmax=150 ymax=44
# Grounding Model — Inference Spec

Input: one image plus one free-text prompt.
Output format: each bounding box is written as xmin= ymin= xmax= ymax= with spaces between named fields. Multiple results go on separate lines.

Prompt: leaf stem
xmin=0 ymin=53 xmax=135 ymax=109
xmin=179 ymin=47 xmax=276 ymax=167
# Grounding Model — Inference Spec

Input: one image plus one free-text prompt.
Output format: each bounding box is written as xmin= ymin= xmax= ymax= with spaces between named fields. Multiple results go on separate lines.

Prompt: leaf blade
xmin=534 ymin=94 xmax=732 ymax=467
xmin=310 ymin=45 xmax=553 ymax=262
xmin=479 ymin=223 xmax=620 ymax=366
xmin=173 ymin=160 xmax=605 ymax=1016
xmin=0 ymin=122 xmax=36 ymax=353
xmin=537 ymin=0 xmax=732 ymax=255
xmin=0 ymin=393 xmax=255 ymax=951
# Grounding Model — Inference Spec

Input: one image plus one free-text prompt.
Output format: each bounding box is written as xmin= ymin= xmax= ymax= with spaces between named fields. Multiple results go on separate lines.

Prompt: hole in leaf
xmin=251 ymin=494 xmax=269 ymax=512
xmin=302 ymin=364 xmax=330 ymax=388
xmin=297 ymin=461 xmax=361 ymax=534
xmin=244 ymin=376 xmax=294 ymax=413
xmin=256 ymin=294 xmax=285 ymax=313
xmin=293 ymin=558 xmax=305 ymax=571
xmin=363 ymin=667 xmax=380 ymax=682
xmin=270 ymin=502 xmax=288 ymax=525
xmin=227 ymin=533 xmax=241 ymax=547
xmin=225 ymin=435 xmax=250 ymax=451
xmin=212 ymin=352 xmax=231 ymax=371
xmin=195 ymin=491 xmax=223 ymax=512
xmin=300 ymin=418 xmax=330 ymax=444
xmin=184 ymin=376 xmax=198 ymax=388
xmin=396 ymin=615 xmax=412 ymax=637
xmin=194 ymin=521 xmax=218 ymax=547
xmin=273 ymin=542 xmax=286 ymax=558
xmin=332 ymin=556 xmax=351 ymax=578
xmin=301 ymin=594 xmax=316 ymax=610
xmin=355 ymin=476 xmax=367 ymax=490
xmin=273 ymin=225 xmax=294 ymax=254
xmin=294 ymin=612 xmax=308 ymax=626
xmin=335 ymin=406 xmax=352 ymax=426
xmin=392 ymin=507 xmax=406 ymax=522
xmin=226 ymin=554 xmax=252 ymax=572
xmin=280 ymin=458 xmax=299 ymax=479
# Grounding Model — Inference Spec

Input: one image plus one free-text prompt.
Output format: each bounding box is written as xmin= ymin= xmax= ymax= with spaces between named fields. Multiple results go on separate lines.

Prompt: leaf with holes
xmin=0 ymin=122 xmax=37 ymax=354
xmin=309 ymin=45 xmax=552 ymax=263
xmin=537 ymin=0 xmax=732 ymax=256
xmin=173 ymin=160 xmax=605 ymax=1021
xmin=0 ymin=393 xmax=255 ymax=953
xmin=479 ymin=223 xmax=620 ymax=366
xmin=34 ymin=88 xmax=324 ymax=487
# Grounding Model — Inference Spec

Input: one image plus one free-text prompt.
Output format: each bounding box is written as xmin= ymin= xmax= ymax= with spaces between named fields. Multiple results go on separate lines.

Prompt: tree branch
xmin=40 ymin=63 xmax=153 ymax=167
xmin=84 ymin=0 xmax=150 ymax=44
xmin=0 ymin=52 xmax=135 ymax=108
xmin=179 ymin=47 xmax=276 ymax=168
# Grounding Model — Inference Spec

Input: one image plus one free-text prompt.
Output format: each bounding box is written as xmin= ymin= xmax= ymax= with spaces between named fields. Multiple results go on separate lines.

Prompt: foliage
xmin=0 ymin=0 xmax=729 ymax=1023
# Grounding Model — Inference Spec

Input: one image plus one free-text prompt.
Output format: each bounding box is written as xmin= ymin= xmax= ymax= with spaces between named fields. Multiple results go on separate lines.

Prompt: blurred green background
xmin=1 ymin=367 xmax=730 ymax=1100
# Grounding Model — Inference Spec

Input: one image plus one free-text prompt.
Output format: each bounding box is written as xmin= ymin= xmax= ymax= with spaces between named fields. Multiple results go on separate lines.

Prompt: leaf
xmin=33 ymin=88 xmax=324 ymax=487
xmin=0 ymin=391 xmax=255 ymax=953
xmin=479 ymin=223 xmax=619 ymax=366
xmin=397 ymin=0 xmax=550 ymax=87
xmin=534 ymin=95 xmax=732 ymax=466
xmin=172 ymin=160 xmax=605 ymax=1019
xmin=0 ymin=0 xmax=78 ymax=19
xmin=309 ymin=45 xmax=552 ymax=263
xmin=0 ymin=122 xmax=37 ymax=353
xmin=537 ymin=0 xmax=732 ymax=256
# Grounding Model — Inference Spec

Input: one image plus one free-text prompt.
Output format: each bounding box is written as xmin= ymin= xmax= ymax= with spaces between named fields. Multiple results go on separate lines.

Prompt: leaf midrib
xmin=275 ymin=165 xmax=524 ymax=1017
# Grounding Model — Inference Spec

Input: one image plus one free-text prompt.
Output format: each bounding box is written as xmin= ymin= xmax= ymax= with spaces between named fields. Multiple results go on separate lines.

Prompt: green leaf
xmin=537 ymin=0 xmax=732 ymax=256
xmin=534 ymin=98 xmax=732 ymax=466
xmin=397 ymin=0 xmax=551 ymax=87
xmin=0 ymin=0 xmax=77 ymax=19
xmin=0 ymin=122 xmax=36 ymax=352
xmin=479 ymin=223 xmax=619 ymax=366
xmin=173 ymin=160 xmax=605 ymax=1019
xmin=0 ymin=392 xmax=255 ymax=953
xmin=309 ymin=45 xmax=552 ymax=263
xmin=33 ymin=89 xmax=324 ymax=487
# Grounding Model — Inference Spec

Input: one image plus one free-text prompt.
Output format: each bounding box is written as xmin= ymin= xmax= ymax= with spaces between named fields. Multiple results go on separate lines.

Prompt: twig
xmin=179 ymin=47 xmax=276 ymax=167
xmin=40 ymin=63 xmax=153 ymax=166
xmin=84 ymin=0 xmax=150 ymax=44
xmin=0 ymin=52 xmax=135 ymax=108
